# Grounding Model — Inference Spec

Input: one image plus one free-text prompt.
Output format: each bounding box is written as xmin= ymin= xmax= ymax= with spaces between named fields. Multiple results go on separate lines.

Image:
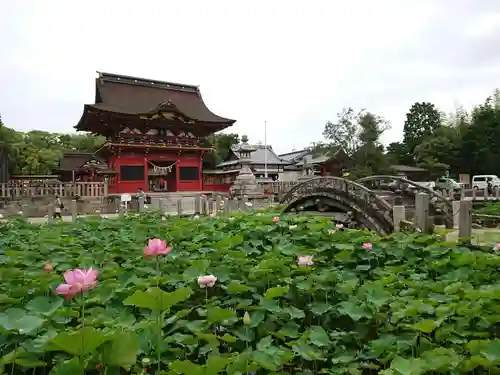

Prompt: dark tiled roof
xmin=57 ymin=152 xmax=108 ymax=171
xmin=82 ymin=72 xmax=235 ymax=125
xmin=278 ymin=149 xmax=309 ymax=162
xmin=217 ymin=145 xmax=289 ymax=168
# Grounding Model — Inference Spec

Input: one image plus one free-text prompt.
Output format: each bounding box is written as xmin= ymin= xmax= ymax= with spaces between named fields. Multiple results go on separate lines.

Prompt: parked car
xmin=435 ymin=177 xmax=462 ymax=192
xmin=472 ymin=175 xmax=500 ymax=190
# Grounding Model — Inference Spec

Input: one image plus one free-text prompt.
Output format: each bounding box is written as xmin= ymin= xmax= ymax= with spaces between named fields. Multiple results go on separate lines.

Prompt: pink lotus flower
xmin=144 ymin=239 xmax=172 ymax=258
xmin=494 ymin=244 xmax=500 ymax=251
xmin=44 ymin=263 xmax=53 ymax=273
xmin=198 ymin=275 xmax=217 ymax=288
xmin=336 ymin=223 xmax=344 ymax=229
xmin=273 ymin=216 xmax=280 ymax=224
xmin=362 ymin=242 xmax=373 ymax=249
xmin=55 ymin=268 xmax=98 ymax=300
xmin=297 ymin=255 xmax=314 ymax=266
xmin=328 ymin=229 xmax=336 ymax=235
xmin=161 ymin=216 xmax=167 ymax=222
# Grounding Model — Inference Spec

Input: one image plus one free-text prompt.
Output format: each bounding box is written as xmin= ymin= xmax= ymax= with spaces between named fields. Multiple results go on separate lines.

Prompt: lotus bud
xmin=243 ymin=311 xmax=251 ymax=325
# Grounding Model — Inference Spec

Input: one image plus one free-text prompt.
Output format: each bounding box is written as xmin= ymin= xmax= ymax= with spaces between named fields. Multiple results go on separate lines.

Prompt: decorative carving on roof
xmin=158 ymin=100 xmax=175 ymax=110
xmin=81 ymin=159 xmax=103 ymax=169
xmin=75 ymin=72 xmax=236 ymax=134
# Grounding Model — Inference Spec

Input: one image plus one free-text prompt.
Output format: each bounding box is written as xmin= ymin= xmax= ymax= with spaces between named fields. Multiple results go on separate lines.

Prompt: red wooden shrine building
xmin=65 ymin=72 xmax=235 ymax=194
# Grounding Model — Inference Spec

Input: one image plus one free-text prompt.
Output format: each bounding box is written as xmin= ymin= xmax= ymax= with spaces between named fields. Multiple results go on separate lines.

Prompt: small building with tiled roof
xmin=217 ymin=143 xmax=290 ymax=180
xmin=278 ymin=148 xmax=351 ymax=181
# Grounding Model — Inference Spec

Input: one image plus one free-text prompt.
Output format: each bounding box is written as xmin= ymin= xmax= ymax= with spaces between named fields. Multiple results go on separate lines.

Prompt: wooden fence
xmin=0 ymin=182 xmax=106 ymax=199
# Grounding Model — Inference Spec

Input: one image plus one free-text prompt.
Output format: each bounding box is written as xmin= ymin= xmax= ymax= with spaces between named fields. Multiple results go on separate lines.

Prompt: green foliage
xmin=0 ymin=118 xmax=106 ymax=175
xmin=1 ymin=213 xmax=500 ymax=374
xmin=403 ymin=102 xmax=443 ymax=155
xmin=475 ymin=202 xmax=500 ymax=215
xmin=315 ymin=108 xmax=390 ymax=178
xmin=202 ymin=133 xmax=240 ymax=169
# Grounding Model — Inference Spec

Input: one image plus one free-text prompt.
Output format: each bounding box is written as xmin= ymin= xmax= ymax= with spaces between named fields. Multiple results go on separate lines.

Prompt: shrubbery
xmin=0 ymin=213 xmax=499 ymax=374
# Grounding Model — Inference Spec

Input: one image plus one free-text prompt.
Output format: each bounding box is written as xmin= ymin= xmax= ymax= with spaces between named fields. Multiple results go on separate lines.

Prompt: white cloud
xmin=1 ymin=0 xmax=499 ymax=154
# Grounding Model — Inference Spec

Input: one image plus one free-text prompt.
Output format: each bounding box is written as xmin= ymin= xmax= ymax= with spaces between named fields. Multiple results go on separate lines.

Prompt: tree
xmin=202 ymin=133 xmax=240 ymax=169
xmin=385 ymin=142 xmax=412 ymax=165
xmin=313 ymin=108 xmax=391 ymax=178
xmin=458 ymin=96 xmax=500 ymax=175
xmin=320 ymin=107 xmax=360 ymax=156
xmin=0 ymin=116 xmax=108 ymax=175
xmin=403 ymin=102 xmax=442 ymax=155
xmin=351 ymin=111 xmax=391 ymax=176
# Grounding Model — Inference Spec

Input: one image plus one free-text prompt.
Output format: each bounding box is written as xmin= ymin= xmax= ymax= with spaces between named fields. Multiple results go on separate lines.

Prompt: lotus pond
xmin=1 ymin=213 xmax=500 ymax=375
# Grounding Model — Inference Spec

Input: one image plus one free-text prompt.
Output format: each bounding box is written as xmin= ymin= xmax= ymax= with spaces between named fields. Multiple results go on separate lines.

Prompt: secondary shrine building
xmin=70 ymin=72 xmax=235 ymax=194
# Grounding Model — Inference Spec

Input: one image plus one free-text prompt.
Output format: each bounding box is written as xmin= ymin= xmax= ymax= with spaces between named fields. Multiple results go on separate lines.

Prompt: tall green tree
xmin=403 ymin=102 xmax=442 ymax=155
xmin=313 ymin=108 xmax=390 ymax=178
xmin=458 ymin=96 xmax=500 ymax=175
xmin=351 ymin=111 xmax=391 ymax=177
xmin=320 ymin=107 xmax=360 ymax=156
xmin=202 ymin=133 xmax=240 ymax=169
xmin=385 ymin=142 xmax=412 ymax=165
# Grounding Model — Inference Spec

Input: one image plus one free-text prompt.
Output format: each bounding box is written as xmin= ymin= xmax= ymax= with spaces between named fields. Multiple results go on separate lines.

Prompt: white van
xmin=472 ymin=175 xmax=500 ymax=190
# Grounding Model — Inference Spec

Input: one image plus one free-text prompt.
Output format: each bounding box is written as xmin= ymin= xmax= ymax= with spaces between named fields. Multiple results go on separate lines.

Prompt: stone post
xmin=200 ymin=195 xmax=207 ymax=215
xmin=215 ymin=194 xmax=222 ymax=213
xmin=458 ymin=198 xmax=473 ymax=243
xmin=159 ymin=199 xmax=166 ymax=215
xmin=242 ymin=195 xmax=249 ymax=210
xmin=496 ymin=187 xmax=500 ymax=200
xmin=484 ymin=187 xmax=489 ymax=201
xmin=47 ymin=205 xmax=54 ymax=224
xmin=452 ymin=200 xmax=460 ymax=228
xmin=119 ymin=202 xmax=125 ymax=218
xmin=138 ymin=196 xmax=145 ymax=212
xmin=194 ymin=195 xmax=201 ymax=214
xmin=224 ymin=197 xmax=230 ymax=213
xmin=415 ymin=192 xmax=430 ymax=233
xmin=471 ymin=188 xmax=476 ymax=200
xmin=176 ymin=199 xmax=182 ymax=216
xmin=71 ymin=199 xmax=78 ymax=223
xmin=207 ymin=197 xmax=214 ymax=215
xmin=392 ymin=205 xmax=405 ymax=232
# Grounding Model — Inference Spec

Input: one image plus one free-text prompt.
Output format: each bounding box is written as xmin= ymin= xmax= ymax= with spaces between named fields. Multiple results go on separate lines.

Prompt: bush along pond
xmin=1 ymin=212 xmax=500 ymax=374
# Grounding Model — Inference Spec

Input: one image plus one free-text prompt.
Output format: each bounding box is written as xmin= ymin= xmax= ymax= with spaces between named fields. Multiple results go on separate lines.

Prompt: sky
xmin=1 ymin=1 xmax=500 ymax=155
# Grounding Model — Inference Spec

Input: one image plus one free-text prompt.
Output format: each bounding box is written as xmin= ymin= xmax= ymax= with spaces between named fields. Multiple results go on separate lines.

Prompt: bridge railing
xmin=0 ymin=182 xmax=107 ymax=199
xmin=258 ymin=181 xmax=299 ymax=197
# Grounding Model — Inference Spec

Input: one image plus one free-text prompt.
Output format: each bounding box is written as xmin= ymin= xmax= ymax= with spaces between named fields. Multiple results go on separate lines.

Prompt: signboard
xmin=121 ymin=194 xmax=131 ymax=212
xmin=121 ymin=194 xmax=131 ymax=202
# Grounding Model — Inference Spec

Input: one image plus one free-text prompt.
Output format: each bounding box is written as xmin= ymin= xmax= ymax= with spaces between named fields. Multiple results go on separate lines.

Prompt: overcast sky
xmin=1 ymin=1 xmax=500 ymax=155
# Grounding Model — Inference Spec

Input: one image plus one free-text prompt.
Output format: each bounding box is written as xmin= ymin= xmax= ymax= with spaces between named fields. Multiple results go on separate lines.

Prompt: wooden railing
xmin=0 ymin=182 xmax=107 ymax=199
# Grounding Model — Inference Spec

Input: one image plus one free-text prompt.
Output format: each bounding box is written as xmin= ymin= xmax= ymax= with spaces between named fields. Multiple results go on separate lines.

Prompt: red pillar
xmin=176 ymin=162 xmax=180 ymax=192
xmin=143 ymin=156 xmax=148 ymax=191
xmin=199 ymin=151 xmax=203 ymax=191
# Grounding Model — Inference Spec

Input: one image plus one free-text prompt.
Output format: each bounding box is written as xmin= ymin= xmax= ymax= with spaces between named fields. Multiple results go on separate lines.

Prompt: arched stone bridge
xmin=279 ymin=176 xmax=453 ymax=234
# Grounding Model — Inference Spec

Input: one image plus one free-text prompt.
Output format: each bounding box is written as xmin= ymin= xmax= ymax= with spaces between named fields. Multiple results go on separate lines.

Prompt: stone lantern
xmin=230 ymin=135 xmax=264 ymax=198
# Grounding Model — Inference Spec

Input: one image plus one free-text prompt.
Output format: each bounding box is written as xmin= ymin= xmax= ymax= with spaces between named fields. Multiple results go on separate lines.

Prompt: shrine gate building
xmin=73 ymin=72 xmax=235 ymax=194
